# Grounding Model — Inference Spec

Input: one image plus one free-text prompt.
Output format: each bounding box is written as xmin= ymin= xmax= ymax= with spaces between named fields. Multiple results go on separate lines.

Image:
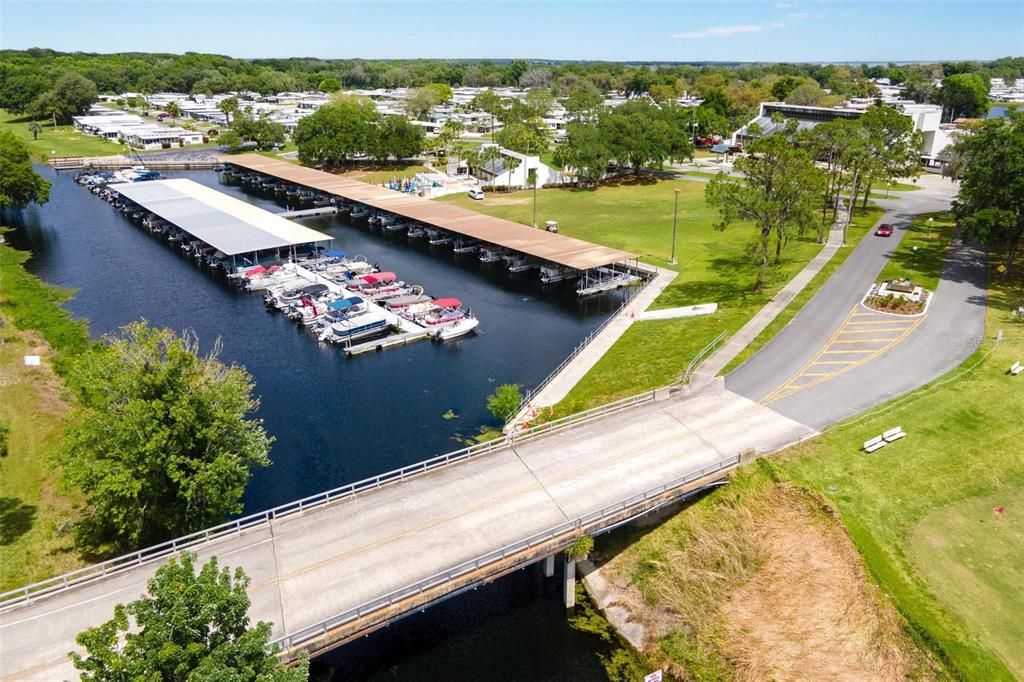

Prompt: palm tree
xmin=217 ymin=97 xmax=239 ymax=127
xmin=27 ymin=122 xmax=42 ymax=140
xmin=164 ymin=102 xmax=182 ymax=126
xmin=477 ymin=145 xmax=501 ymax=187
xmin=504 ymin=154 xmax=521 ymax=193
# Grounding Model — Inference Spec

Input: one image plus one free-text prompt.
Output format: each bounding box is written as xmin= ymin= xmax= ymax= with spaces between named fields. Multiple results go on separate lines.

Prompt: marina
xmin=221 ymin=155 xmax=645 ymax=296
xmin=75 ymin=173 xmax=482 ymax=353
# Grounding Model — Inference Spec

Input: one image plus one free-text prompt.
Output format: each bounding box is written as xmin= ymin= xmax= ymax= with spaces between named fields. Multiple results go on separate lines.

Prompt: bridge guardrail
xmin=0 ymin=325 xmax=726 ymax=610
xmin=269 ymin=453 xmax=740 ymax=652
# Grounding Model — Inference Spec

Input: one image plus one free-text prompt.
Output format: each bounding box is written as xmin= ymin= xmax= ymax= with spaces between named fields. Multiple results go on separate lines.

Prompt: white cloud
xmin=672 ymin=21 xmax=784 ymax=39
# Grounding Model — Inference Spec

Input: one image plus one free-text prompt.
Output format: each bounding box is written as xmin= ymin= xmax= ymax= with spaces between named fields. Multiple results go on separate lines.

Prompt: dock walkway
xmin=277 ymin=206 xmax=338 ymax=219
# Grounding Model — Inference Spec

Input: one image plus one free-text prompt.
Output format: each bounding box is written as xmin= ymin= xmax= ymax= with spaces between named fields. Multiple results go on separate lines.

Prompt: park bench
xmin=1009 ymin=361 xmax=1023 ymax=376
xmin=863 ymin=435 xmax=887 ymax=453
xmin=883 ymin=426 xmax=907 ymax=443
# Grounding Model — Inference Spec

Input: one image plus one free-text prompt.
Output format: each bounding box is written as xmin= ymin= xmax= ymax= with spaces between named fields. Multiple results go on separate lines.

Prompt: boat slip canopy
xmin=223 ymin=155 xmax=637 ymax=271
xmin=112 ymin=178 xmax=331 ymax=256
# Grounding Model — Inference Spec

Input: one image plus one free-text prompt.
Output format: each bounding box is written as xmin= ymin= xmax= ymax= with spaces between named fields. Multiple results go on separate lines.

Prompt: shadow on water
xmin=6 ymin=165 xmax=620 ymax=680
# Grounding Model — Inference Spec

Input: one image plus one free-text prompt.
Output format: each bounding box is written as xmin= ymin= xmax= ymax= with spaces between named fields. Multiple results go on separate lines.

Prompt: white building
xmin=732 ymin=101 xmax=961 ymax=167
xmin=122 ymin=126 xmax=205 ymax=150
xmin=473 ymin=145 xmax=564 ymax=188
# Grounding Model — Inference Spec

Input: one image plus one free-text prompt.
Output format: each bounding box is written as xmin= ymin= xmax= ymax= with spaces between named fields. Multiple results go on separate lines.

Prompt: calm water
xmin=5 ymin=165 xmax=613 ymax=681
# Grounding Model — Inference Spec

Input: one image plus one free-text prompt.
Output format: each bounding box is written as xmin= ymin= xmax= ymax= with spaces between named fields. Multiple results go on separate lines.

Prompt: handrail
xmin=509 ymin=269 xmax=654 ymax=422
xmin=0 ymin=296 xmax=714 ymax=611
xmin=682 ymin=330 xmax=728 ymax=384
xmin=268 ymin=453 xmax=740 ymax=652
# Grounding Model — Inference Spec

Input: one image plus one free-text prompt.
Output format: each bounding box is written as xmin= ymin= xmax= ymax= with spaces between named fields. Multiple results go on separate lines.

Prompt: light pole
xmin=911 ymin=245 xmax=919 ymax=275
xmin=669 ymin=188 xmax=680 ymax=265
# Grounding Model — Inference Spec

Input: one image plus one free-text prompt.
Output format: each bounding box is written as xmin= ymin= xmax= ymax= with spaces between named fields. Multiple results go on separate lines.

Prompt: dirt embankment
xmin=591 ymin=468 xmax=938 ymax=681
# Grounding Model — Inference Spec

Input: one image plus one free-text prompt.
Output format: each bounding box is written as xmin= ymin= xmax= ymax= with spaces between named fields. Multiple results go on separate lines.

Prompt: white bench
xmin=1009 ymin=361 xmax=1022 ymax=376
xmin=883 ymin=426 xmax=906 ymax=443
xmin=863 ymin=435 xmax=887 ymax=453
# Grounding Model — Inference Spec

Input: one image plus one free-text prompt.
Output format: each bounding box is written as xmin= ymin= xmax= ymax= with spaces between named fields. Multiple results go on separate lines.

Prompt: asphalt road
xmin=726 ymin=177 xmax=988 ymax=429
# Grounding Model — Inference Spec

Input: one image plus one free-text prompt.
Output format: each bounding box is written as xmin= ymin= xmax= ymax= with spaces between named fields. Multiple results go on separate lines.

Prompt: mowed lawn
xmin=780 ymin=264 xmax=1024 ymax=680
xmin=441 ymin=180 xmax=875 ymax=413
xmin=2 ymin=109 xmax=129 ymax=160
xmin=877 ymin=212 xmax=956 ymax=292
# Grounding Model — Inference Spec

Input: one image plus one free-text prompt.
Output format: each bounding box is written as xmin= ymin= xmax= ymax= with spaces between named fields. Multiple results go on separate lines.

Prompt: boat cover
xmin=325 ymin=249 xmax=347 ymax=258
xmin=432 ymin=298 xmax=462 ymax=308
xmin=360 ymin=272 xmax=396 ymax=284
xmin=327 ymin=297 xmax=364 ymax=311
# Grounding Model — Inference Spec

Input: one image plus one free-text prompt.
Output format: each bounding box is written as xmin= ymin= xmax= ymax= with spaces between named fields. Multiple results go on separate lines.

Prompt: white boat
xmin=478 ymin=246 xmax=504 ymax=263
xmin=433 ymin=316 xmax=479 ymax=341
xmin=540 ymin=264 xmax=576 ymax=284
xmin=407 ymin=225 xmax=426 ymax=238
xmin=318 ymin=310 xmax=392 ymax=344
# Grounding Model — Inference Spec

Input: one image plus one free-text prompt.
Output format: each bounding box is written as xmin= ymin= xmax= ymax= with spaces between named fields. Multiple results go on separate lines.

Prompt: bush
xmin=486 ymin=383 xmax=522 ymax=422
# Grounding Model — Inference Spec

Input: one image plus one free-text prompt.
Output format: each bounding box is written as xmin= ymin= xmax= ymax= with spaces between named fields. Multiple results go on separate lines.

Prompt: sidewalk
xmin=510 ymin=265 xmax=677 ymax=422
xmin=690 ymin=215 xmax=849 ymax=387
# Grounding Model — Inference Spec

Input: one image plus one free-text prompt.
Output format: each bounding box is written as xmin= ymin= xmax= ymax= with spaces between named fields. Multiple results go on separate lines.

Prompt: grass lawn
xmin=339 ymin=163 xmax=429 ymax=185
xmin=878 ymin=180 xmax=922 ymax=192
xmin=722 ymin=206 xmax=886 ymax=374
xmin=439 ymin=177 xmax=832 ymax=415
xmin=0 ymin=324 xmax=84 ymax=591
xmin=876 ymin=212 xmax=956 ymax=292
xmin=907 ymin=488 xmax=1024 ymax=678
xmin=2 ymin=109 xmax=126 ymax=161
xmin=778 ymin=263 xmax=1024 ymax=680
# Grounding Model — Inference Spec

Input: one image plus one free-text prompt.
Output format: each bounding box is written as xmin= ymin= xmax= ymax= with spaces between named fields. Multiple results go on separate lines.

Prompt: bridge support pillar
xmin=543 ymin=555 xmax=555 ymax=578
xmin=564 ymin=558 xmax=576 ymax=608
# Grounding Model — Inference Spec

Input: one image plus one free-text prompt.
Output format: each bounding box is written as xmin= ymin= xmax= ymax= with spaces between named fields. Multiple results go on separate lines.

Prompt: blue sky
xmin=1 ymin=1 xmax=1021 ymax=63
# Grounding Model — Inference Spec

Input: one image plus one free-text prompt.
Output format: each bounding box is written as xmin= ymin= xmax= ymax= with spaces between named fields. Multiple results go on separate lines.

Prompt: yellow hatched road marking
xmin=838 ymin=327 xmax=913 ymax=334
xmin=845 ymin=319 xmax=915 ymax=326
xmin=763 ymin=308 xmax=926 ymax=403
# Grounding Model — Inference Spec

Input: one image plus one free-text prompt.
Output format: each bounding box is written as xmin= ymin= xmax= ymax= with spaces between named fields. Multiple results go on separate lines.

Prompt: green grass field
xmin=876 ymin=212 xmax=956 ymax=292
xmin=779 ymin=263 xmax=1024 ymax=680
xmin=441 ymin=179 xmax=851 ymax=414
xmin=2 ymin=110 xmax=126 ymax=160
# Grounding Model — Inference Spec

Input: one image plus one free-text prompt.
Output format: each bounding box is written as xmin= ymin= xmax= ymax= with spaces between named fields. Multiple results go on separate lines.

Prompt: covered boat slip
xmin=223 ymin=154 xmax=637 ymax=273
xmin=112 ymin=178 xmax=331 ymax=256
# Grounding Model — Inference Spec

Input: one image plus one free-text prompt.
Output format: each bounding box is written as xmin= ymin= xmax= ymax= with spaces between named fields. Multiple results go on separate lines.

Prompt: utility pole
xmin=669 ymin=188 xmax=680 ymax=265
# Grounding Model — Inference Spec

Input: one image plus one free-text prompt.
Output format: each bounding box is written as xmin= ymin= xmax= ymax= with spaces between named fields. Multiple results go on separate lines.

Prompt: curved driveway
xmin=726 ymin=178 xmax=987 ymax=429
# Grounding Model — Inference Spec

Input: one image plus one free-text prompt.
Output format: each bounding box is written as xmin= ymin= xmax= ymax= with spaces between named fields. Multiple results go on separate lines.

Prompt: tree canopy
xmin=0 ymin=130 xmax=51 ymax=209
xmin=72 ymin=552 xmax=308 ymax=682
xmin=951 ymin=114 xmax=1024 ymax=272
xmin=939 ymin=73 xmax=990 ymax=122
xmin=32 ymin=71 xmax=97 ymax=124
xmin=706 ymin=133 xmax=825 ymax=290
xmin=57 ymin=321 xmax=273 ymax=549
xmin=293 ymin=97 xmax=379 ymax=165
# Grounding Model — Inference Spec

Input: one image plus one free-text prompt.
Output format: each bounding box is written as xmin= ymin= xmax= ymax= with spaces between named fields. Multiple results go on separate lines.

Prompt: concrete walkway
xmin=511 ymin=265 xmax=677 ymax=420
xmin=690 ymin=219 xmax=849 ymax=386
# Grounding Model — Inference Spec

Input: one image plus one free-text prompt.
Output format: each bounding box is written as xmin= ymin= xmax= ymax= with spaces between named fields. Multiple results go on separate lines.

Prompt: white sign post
xmin=24 ymin=355 xmax=41 ymax=367
xmin=644 ymin=671 xmax=663 ymax=682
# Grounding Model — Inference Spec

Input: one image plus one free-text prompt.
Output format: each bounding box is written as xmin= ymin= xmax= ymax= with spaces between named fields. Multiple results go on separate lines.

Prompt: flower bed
xmin=864 ymin=292 xmax=926 ymax=315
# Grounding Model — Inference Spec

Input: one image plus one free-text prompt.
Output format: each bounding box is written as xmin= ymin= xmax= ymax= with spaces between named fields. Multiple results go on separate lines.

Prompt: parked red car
xmin=875 ymin=224 xmax=894 ymax=237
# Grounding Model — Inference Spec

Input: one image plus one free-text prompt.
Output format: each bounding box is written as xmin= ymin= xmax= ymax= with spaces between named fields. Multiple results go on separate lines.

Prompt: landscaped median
xmin=440 ymin=180 xmax=882 ymax=417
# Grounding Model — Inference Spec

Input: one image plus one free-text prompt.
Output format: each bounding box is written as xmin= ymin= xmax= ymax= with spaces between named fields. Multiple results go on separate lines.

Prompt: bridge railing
xmin=269 ymin=453 xmax=740 ymax=652
xmin=0 ymin=327 xmax=728 ymax=610
xmin=0 ymin=435 xmax=510 ymax=608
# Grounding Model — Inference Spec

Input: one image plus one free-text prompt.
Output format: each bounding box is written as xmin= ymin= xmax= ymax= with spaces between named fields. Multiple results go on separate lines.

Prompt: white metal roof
xmin=112 ymin=178 xmax=331 ymax=256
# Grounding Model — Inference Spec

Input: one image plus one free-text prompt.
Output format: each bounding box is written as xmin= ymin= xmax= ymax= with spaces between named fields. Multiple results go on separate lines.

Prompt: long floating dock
xmin=277 ymin=206 xmax=339 ymax=219
xmin=344 ymin=329 xmax=433 ymax=356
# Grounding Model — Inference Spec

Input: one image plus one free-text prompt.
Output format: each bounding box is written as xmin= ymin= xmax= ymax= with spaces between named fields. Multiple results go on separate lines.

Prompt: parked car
xmin=468 ymin=188 xmax=485 ymax=201
xmin=875 ymin=224 xmax=894 ymax=237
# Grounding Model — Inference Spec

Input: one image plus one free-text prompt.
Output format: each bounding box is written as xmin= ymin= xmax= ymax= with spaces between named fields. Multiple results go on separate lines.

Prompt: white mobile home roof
xmin=112 ymin=178 xmax=330 ymax=256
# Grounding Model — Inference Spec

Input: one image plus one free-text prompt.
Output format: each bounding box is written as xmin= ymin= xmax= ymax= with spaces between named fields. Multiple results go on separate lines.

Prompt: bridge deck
xmin=0 ymin=385 xmax=812 ymax=680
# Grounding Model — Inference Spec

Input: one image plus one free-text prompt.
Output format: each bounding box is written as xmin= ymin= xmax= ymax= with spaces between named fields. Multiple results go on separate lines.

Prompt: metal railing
xmin=682 ymin=330 xmax=729 ymax=385
xmin=0 ymin=299 xmax=722 ymax=612
xmin=509 ymin=271 xmax=655 ymax=422
xmin=0 ymin=436 xmax=510 ymax=608
xmin=268 ymin=453 xmax=740 ymax=653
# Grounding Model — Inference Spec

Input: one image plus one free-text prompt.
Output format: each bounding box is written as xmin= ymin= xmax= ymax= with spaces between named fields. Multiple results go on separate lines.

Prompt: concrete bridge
xmin=0 ymin=382 xmax=813 ymax=680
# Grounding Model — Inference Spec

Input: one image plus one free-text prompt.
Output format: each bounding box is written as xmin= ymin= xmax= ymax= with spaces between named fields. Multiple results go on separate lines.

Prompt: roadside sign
xmin=644 ymin=671 xmax=663 ymax=682
xmin=24 ymin=355 xmax=41 ymax=366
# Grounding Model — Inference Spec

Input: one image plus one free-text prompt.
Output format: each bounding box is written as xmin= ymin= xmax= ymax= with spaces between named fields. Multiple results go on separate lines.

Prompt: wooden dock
xmin=277 ymin=206 xmax=338 ymax=219
xmin=344 ymin=329 xmax=433 ymax=356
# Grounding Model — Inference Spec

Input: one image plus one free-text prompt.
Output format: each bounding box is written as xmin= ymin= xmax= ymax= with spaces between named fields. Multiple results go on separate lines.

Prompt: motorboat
xmin=406 ymin=225 xmax=426 ymax=238
xmin=478 ymin=246 xmax=504 ymax=263
xmin=433 ymin=315 xmax=479 ymax=341
xmin=452 ymin=239 xmax=479 ymax=254
xmin=350 ymin=206 xmax=369 ymax=220
xmin=425 ymin=227 xmax=451 ymax=245
xmin=265 ymin=282 xmax=330 ymax=310
xmin=506 ymin=254 xmax=539 ymax=273
xmin=404 ymin=298 xmax=465 ymax=326
xmin=317 ymin=310 xmax=392 ymax=345
xmin=540 ymin=263 xmax=576 ymax=284
xmin=349 ymin=272 xmax=402 ymax=297
xmin=382 ymin=286 xmax=430 ymax=310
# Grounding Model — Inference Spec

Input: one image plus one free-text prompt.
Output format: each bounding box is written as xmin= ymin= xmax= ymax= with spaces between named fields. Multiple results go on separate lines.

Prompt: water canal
xmin=6 ymin=165 xmax=616 ymax=680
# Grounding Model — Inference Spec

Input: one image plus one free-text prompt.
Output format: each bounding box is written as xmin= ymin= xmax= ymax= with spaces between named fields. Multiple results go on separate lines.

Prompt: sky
xmin=1 ymin=0 xmax=1021 ymax=63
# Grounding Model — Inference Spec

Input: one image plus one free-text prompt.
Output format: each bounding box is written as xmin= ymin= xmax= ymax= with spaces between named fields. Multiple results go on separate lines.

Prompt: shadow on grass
xmin=0 ymin=497 xmax=37 ymax=545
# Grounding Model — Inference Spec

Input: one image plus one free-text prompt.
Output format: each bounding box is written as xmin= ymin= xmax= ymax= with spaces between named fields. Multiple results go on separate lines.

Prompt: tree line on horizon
xmin=1 ymin=49 xmax=1021 ymax=127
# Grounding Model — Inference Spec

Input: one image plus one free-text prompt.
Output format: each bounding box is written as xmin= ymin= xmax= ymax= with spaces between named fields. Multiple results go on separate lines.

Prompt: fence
xmin=0 ymin=314 xmax=727 ymax=611
xmin=682 ymin=330 xmax=729 ymax=385
xmin=269 ymin=453 xmax=740 ymax=653
xmin=509 ymin=270 xmax=655 ymax=422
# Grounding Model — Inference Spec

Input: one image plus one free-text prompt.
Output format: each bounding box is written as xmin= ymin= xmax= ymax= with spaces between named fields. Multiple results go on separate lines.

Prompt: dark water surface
xmin=6 ymin=165 xmax=613 ymax=681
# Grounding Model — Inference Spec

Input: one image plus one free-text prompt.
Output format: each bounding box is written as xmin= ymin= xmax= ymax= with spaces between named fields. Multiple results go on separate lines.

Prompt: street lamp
xmin=911 ymin=245 xmax=919 ymax=274
xmin=669 ymin=188 xmax=680 ymax=265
